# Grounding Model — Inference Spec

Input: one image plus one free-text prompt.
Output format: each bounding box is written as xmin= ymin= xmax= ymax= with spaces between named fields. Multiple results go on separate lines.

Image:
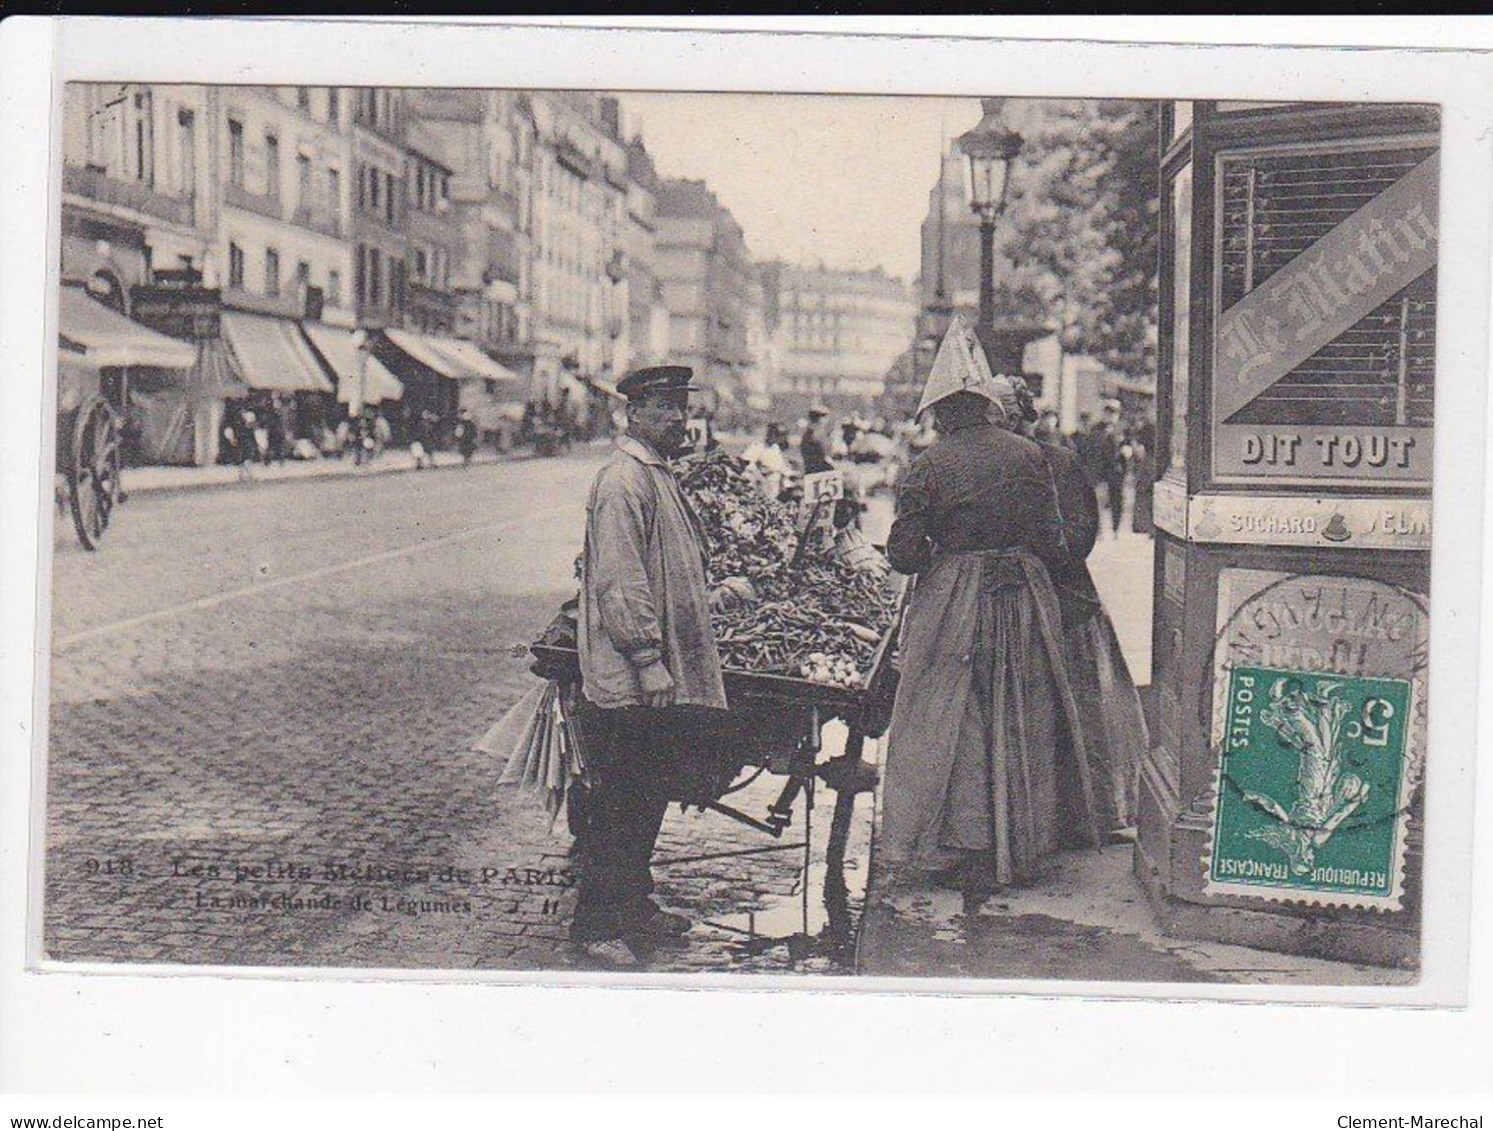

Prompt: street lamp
xmin=350 ymin=328 xmax=368 ymax=420
xmin=956 ymin=100 xmax=1023 ymax=337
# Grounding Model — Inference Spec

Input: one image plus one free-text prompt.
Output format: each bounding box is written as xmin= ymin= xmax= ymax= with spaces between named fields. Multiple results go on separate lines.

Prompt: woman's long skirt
xmin=1063 ymin=605 xmax=1149 ymax=832
xmin=879 ymin=550 xmax=1101 ymax=888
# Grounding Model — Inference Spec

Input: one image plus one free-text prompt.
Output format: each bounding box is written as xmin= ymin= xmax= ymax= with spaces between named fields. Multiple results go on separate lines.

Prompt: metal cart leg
xmin=823 ymin=726 xmax=865 ymax=949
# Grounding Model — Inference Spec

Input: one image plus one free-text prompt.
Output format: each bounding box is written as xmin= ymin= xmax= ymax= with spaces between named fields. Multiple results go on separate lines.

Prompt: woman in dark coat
xmin=880 ymin=360 xmax=1102 ymax=895
xmin=1030 ymin=411 xmax=1150 ymax=837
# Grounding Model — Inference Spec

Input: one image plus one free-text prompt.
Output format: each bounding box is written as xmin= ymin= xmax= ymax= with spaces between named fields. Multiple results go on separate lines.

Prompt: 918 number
xmin=85 ymin=857 xmax=135 ymax=876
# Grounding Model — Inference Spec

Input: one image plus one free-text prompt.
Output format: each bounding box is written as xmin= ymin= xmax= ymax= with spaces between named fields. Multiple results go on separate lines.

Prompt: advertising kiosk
xmin=1137 ymin=102 xmax=1437 ymax=967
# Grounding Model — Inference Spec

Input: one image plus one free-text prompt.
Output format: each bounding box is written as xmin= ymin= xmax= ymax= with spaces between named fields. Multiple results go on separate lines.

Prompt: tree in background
xmin=984 ymin=98 xmax=1161 ymax=385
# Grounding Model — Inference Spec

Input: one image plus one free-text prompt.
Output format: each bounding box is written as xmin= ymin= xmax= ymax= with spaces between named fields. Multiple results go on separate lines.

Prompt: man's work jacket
xmin=578 ymin=435 xmax=728 ymax=711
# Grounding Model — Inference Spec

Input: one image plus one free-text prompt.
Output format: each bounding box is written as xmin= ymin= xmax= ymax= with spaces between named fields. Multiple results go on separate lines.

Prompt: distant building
xmin=654 ymin=178 xmax=756 ymax=404
xmin=919 ymin=151 xmax=982 ymax=315
xmin=527 ymin=92 xmax=630 ymax=400
xmin=762 ymin=262 xmax=917 ymax=402
xmin=740 ymin=271 xmax=779 ymax=412
xmin=351 ymin=86 xmax=409 ymax=330
xmin=623 ymin=135 xmax=670 ymax=370
xmin=402 ymin=141 xmax=459 ymax=335
xmin=403 ymin=89 xmax=530 ymax=368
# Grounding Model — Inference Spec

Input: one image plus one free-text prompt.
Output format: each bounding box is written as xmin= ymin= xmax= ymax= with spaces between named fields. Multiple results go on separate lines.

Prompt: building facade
xmin=214 ymin=85 xmax=355 ymax=326
xmin=402 ymin=141 xmax=460 ymax=334
xmin=526 ymin=92 xmax=630 ymax=400
xmin=404 ymin=89 xmax=531 ymax=372
xmin=764 ymin=262 xmax=916 ymax=401
xmin=654 ymin=178 xmax=757 ymax=402
xmin=351 ymin=86 xmax=409 ymax=330
xmin=59 ymin=83 xmax=217 ymax=302
xmin=622 ymin=135 xmax=670 ymax=370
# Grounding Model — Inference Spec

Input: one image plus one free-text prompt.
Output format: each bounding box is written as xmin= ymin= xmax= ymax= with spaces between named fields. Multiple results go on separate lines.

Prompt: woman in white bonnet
xmin=879 ymin=319 xmax=1101 ymax=898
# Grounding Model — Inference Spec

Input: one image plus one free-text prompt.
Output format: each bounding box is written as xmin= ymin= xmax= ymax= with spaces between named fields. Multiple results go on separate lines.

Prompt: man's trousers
xmin=569 ymin=706 xmax=679 ymax=943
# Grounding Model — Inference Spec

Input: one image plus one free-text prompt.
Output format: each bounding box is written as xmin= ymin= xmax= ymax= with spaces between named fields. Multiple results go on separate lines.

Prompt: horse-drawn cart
xmin=56 ymin=346 xmax=125 ymax=551
xmin=54 ymin=283 xmax=199 ymax=550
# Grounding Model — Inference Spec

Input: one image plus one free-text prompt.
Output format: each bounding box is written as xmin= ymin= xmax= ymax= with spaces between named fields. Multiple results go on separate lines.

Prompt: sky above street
xmin=619 ymin=93 xmax=985 ymax=283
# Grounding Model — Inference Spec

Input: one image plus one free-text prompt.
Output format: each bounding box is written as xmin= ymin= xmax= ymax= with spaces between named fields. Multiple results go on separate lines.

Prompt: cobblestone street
xmin=44 ymin=453 xmax=871 ymax=976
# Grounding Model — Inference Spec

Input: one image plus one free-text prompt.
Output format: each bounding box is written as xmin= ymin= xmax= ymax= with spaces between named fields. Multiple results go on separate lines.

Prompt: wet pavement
xmin=857 ymin=843 xmax=1416 ymax=985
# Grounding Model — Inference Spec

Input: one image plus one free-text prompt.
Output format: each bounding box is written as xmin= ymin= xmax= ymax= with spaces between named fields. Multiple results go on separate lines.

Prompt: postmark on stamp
xmin=1210 ymin=665 xmax=1414 ymax=906
xmin=1204 ymin=569 xmax=1427 ymax=911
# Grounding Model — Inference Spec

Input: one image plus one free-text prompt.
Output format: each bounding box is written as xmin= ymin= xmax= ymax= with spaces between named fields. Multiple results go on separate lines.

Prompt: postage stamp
xmin=1209 ymin=664 xmax=1415 ymax=909
xmin=1205 ymin=569 xmax=1428 ymax=911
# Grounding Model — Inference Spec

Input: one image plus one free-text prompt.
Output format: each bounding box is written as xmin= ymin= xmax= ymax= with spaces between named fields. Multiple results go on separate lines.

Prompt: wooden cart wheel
xmin=68 ymin=399 xmax=122 ymax=551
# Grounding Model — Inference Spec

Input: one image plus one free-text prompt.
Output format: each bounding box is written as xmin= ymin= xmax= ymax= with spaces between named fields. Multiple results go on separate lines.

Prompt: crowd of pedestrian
xmin=1043 ymin=401 xmax=1157 ymax=537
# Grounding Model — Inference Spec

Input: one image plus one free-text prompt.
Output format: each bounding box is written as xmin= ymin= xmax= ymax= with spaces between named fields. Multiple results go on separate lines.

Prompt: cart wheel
xmin=68 ymin=400 xmax=121 ymax=551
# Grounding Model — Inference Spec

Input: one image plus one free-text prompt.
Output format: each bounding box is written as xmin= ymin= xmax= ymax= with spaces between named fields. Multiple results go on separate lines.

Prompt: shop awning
xmin=301 ymin=322 xmax=404 ymax=405
xmin=221 ymin=311 xmax=334 ymax=394
xmin=433 ymin=338 xmax=522 ymax=386
xmin=58 ymin=286 xmax=197 ymax=370
xmin=383 ymin=328 xmax=464 ymax=380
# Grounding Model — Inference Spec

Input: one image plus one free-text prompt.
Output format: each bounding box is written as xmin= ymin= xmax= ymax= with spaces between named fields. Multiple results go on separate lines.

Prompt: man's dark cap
xmin=617 ymin=365 xmax=699 ymax=400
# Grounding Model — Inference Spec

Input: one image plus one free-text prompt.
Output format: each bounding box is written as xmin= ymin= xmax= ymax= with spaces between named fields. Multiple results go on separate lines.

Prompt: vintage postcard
xmin=21 ymin=21 xmax=1487 ymax=1010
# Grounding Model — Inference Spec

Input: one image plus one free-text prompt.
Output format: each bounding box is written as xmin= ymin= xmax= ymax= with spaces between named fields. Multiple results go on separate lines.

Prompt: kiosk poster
xmin=1210 ymin=150 xmax=1437 ymax=487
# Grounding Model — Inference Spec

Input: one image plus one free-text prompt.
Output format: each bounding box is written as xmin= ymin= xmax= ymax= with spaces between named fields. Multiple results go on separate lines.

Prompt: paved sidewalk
xmin=855 ymin=525 xmax=1407 ymax=986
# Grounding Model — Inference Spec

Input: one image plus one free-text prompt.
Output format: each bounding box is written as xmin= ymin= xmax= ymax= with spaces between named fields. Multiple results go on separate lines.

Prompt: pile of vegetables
xmin=678 ymin=451 xmax=899 ymax=687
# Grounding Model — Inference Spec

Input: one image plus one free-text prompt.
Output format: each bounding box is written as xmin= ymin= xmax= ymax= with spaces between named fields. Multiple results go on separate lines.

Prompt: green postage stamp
xmin=1208 ymin=664 xmax=1415 ymax=911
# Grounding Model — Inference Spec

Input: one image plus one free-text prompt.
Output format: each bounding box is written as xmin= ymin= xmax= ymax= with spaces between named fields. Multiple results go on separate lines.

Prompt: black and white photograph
xmin=5 ymin=19 xmax=1493 ymax=1104
xmin=35 ymin=75 xmax=1453 ymax=986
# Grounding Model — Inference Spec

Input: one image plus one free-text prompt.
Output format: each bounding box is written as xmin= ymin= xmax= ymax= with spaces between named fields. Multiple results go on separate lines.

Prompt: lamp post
xmin=349 ymin=328 xmax=368 ymax=421
xmin=956 ymin=100 xmax=1023 ymax=340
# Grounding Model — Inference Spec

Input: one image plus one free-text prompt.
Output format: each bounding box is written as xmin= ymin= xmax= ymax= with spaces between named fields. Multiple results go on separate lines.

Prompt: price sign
xmin=801 ymin=469 xmax=844 ymax=507
xmin=685 ymin=417 xmax=710 ymax=453
xmin=798 ymin=469 xmax=844 ymax=550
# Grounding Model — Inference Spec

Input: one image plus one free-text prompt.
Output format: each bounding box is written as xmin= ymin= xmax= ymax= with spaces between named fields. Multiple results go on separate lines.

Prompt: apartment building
xmin=351 ymin=86 xmax=409 ymax=330
xmin=765 ymin=262 xmax=917 ymax=401
xmin=527 ymin=92 xmax=629 ymax=398
xmin=216 ymin=85 xmax=355 ymax=326
xmin=404 ymin=89 xmax=531 ymax=368
xmin=654 ymin=178 xmax=758 ymax=401
xmin=623 ymin=135 xmax=670 ymax=369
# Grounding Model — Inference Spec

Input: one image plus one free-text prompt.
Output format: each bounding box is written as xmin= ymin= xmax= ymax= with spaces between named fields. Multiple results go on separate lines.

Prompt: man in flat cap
xmin=572 ymin=365 xmax=752 ymax=966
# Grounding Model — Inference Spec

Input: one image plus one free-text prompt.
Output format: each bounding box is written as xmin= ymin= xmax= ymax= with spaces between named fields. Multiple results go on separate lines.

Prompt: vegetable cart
xmin=529 ymin=601 xmax=902 ymax=954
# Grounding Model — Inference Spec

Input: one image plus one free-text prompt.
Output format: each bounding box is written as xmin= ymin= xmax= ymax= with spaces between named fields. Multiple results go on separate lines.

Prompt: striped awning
xmin=301 ymin=323 xmax=404 ymax=405
xmin=58 ymin=286 xmax=197 ymax=370
xmin=221 ymin=311 xmax=334 ymax=394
